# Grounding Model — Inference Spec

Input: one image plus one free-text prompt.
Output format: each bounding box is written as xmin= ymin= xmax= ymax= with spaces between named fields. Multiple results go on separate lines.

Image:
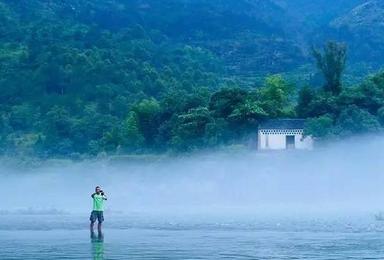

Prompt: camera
xmin=100 ymin=190 xmax=104 ymax=196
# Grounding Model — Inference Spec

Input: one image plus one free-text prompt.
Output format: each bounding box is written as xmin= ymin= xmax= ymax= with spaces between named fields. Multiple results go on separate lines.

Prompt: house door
xmin=286 ymin=135 xmax=295 ymax=149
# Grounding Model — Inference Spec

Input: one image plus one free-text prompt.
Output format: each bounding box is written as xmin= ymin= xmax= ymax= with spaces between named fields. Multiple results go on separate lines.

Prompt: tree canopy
xmin=0 ymin=1 xmax=383 ymax=158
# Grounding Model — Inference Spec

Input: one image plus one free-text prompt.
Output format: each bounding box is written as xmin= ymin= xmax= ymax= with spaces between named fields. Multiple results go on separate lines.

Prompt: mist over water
xmin=3 ymin=136 xmax=384 ymax=259
xmin=2 ymin=135 xmax=384 ymax=218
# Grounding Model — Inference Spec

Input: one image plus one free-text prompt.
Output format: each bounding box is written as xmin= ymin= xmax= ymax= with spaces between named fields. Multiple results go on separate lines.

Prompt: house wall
xmin=258 ymin=129 xmax=313 ymax=150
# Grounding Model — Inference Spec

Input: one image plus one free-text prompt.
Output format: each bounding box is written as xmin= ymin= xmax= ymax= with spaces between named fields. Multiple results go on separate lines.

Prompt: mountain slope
xmin=1 ymin=0 xmax=384 ymax=81
xmin=126 ymin=0 xmax=306 ymax=77
xmin=331 ymin=0 xmax=384 ymax=63
xmin=1 ymin=0 xmax=384 ymax=157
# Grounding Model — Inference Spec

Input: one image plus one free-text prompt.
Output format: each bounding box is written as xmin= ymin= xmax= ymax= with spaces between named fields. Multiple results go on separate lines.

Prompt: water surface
xmin=2 ymin=214 xmax=384 ymax=259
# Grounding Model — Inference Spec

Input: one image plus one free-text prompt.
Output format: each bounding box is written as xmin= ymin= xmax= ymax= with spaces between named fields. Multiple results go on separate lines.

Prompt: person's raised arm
xmin=100 ymin=190 xmax=107 ymax=200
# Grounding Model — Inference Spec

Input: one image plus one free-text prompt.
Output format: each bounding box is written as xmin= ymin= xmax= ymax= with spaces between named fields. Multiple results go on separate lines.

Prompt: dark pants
xmin=90 ymin=210 xmax=104 ymax=223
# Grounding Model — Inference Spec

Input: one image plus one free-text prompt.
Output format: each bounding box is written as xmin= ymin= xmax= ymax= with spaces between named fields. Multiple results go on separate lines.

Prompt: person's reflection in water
xmin=91 ymin=230 xmax=104 ymax=260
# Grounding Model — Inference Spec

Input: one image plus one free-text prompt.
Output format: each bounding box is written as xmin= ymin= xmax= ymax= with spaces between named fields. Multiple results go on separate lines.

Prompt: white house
xmin=257 ymin=119 xmax=313 ymax=150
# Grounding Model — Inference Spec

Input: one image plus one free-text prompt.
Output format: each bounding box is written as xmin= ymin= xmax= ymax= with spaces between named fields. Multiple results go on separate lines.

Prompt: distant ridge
xmin=332 ymin=0 xmax=384 ymax=29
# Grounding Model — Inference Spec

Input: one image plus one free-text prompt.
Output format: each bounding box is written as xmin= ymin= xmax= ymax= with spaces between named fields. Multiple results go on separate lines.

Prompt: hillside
xmin=331 ymin=0 xmax=384 ymax=63
xmin=1 ymin=0 xmax=384 ymax=158
xmin=123 ymin=0 xmax=384 ymax=82
xmin=2 ymin=0 xmax=381 ymax=81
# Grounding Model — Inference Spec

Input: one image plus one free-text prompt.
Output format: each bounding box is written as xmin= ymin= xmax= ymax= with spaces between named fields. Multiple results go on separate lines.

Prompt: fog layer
xmin=2 ymin=136 xmax=384 ymax=217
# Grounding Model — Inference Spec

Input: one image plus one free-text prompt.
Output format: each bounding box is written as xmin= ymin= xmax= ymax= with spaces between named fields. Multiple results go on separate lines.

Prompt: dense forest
xmin=1 ymin=0 xmax=384 ymax=158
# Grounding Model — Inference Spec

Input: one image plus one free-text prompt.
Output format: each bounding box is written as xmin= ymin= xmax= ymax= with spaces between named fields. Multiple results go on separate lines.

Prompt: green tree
xmin=304 ymin=115 xmax=335 ymax=138
xmin=296 ymin=85 xmax=315 ymax=118
xmin=8 ymin=104 xmax=39 ymax=131
xmin=101 ymin=127 xmax=122 ymax=152
xmin=353 ymin=75 xmax=384 ymax=113
xmin=41 ymin=106 xmax=74 ymax=155
xmin=336 ymin=105 xmax=381 ymax=136
xmin=312 ymin=41 xmax=347 ymax=95
xmin=259 ymin=75 xmax=294 ymax=117
xmin=122 ymin=111 xmax=145 ymax=151
xmin=209 ymin=87 xmax=247 ymax=118
xmin=377 ymin=106 xmax=384 ymax=126
xmin=44 ymin=106 xmax=72 ymax=139
xmin=301 ymin=92 xmax=339 ymax=118
xmin=134 ymin=98 xmax=161 ymax=147
xmin=171 ymin=107 xmax=215 ymax=152
xmin=228 ymin=99 xmax=267 ymax=127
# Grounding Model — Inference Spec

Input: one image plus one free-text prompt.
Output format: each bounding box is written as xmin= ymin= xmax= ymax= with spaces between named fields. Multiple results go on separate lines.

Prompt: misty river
xmin=2 ymin=136 xmax=384 ymax=259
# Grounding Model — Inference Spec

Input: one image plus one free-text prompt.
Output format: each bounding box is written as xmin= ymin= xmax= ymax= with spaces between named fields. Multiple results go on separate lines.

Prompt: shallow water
xmin=2 ymin=215 xmax=384 ymax=259
xmin=3 ymin=139 xmax=384 ymax=259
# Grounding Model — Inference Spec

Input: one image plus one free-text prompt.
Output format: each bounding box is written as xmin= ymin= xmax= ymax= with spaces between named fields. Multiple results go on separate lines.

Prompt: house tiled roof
xmin=259 ymin=119 xmax=306 ymax=130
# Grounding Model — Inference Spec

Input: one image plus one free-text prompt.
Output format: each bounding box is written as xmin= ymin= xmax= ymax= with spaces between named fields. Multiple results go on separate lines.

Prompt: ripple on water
xmin=2 ymin=215 xmax=384 ymax=259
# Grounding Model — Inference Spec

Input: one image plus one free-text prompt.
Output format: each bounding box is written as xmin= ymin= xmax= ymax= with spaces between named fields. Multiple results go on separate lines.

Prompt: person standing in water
xmin=90 ymin=186 xmax=107 ymax=233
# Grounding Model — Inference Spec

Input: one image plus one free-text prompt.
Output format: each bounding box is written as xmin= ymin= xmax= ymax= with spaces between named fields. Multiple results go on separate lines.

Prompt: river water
xmin=2 ymin=214 xmax=384 ymax=259
xmin=3 ymin=139 xmax=384 ymax=259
